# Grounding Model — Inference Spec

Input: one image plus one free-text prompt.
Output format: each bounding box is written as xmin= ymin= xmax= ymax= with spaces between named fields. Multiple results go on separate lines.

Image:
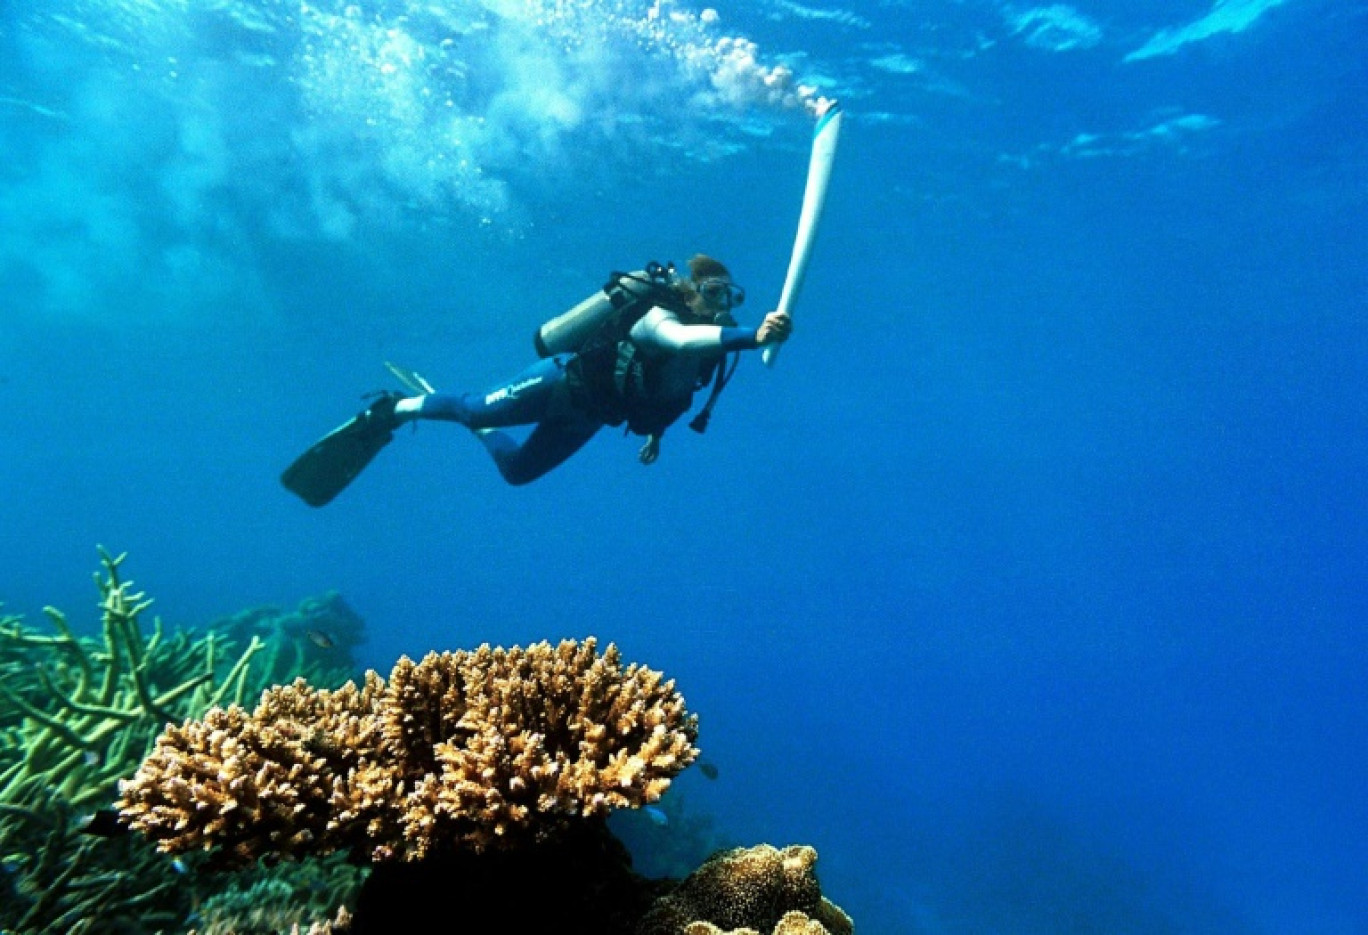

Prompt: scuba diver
xmin=281 ymin=254 xmax=793 ymax=505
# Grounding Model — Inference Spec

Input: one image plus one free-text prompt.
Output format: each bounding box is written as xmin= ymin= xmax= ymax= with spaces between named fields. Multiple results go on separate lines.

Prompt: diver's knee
xmin=496 ymin=461 xmax=549 ymax=486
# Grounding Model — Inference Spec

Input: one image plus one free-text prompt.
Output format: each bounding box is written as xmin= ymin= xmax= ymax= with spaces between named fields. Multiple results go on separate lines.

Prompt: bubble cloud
xmin=2 ymin=0 xmax=834 ymax=321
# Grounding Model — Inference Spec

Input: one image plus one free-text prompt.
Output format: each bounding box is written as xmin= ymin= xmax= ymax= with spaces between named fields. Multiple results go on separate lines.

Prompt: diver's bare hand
xmin=756 ymin=311 xmax=793 ymax=345
xmin=638 ymin=434 xmax=661 ymax=465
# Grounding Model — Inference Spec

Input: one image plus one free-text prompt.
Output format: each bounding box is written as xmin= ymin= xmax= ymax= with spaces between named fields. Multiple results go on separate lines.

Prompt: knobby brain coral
xmin=117 ymin=638 xmax=699 ymax=863
xmin=639 ymin=844 xmax=854 ymax=935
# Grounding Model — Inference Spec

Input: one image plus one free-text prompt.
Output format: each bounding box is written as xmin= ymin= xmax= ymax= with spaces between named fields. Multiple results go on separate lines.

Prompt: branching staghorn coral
xmin=190 ymin=851 xmax=365 ymax=935
xmin=0 ymin=549 xmax=369 ymax=932
xmin=0 ymin=548 xmax=267 ymax=817
xmin=0 ymin=791 xmax=189 ymax=935
xmin=118 ymin=638 xmax=701 ymax=864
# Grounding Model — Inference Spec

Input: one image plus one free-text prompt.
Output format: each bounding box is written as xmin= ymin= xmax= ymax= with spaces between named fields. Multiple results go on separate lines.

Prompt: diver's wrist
xmin=718 ymin=326 xmax=761 ymax=351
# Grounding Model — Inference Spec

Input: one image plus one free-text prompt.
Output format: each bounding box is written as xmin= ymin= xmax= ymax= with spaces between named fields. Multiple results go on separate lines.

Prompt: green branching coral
xmin=191 ymin=851 xmax=367 ymax=935
xmin=0 ymin=548 xmax=268 ymax=815
xmin=0 ymin=549 xmax=370 ymax=934
xmin=0 ymin=790 xmax=191 ymax=934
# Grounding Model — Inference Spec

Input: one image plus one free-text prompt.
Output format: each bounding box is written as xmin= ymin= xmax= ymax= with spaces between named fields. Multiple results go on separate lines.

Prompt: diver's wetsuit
xmin=407 ymin=307 xmax=761 ymax=485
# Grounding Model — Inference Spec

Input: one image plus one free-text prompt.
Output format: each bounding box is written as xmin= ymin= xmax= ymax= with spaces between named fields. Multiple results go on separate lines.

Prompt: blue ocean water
xmin=2 ymin=0 xmax=1365 ymax=931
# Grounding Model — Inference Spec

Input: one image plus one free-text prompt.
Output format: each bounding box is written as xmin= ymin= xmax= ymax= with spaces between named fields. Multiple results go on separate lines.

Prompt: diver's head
xmin=683 ymin=253 xmax=745 ymax=321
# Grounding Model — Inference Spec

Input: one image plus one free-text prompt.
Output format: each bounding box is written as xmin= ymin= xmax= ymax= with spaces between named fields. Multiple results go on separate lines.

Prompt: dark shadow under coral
xmin=351 ymin=820 xmax=670 ymax=935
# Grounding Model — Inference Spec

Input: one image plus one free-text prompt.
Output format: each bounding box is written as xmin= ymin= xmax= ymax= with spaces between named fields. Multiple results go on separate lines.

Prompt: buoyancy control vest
xmin=534 ymin=263 xmax=735 ymax=436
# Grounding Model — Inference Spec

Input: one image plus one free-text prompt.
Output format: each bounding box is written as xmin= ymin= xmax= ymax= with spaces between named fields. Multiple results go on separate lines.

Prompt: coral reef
xmin=0 ymin=550 xmax=368 ymax=933
xmin=682 ymin=911 xmax=843 ymax=935
xmin=337 ymin=833 xmax=853 ymax=935
xmin=119 ymin=638 xmax=701 ymax=863
xmin=189 ymin=851 xmax=366 ymax=935
xmin=638 ymin=844 xmax=854 ymax=935
xmin=0 ymin=549 xmax=260 ymax=815
xmin=0 ymin=549 xmax=347 ymax=818
xmin=0 ymin=791 xmax=190 ymax=934
xmin=3 ymin=554 xmax=857 ymax=933
xmin=117 ymin=634 xmax=857 ymax=934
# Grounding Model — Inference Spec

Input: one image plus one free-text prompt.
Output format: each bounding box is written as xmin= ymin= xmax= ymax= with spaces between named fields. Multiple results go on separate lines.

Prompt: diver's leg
xmin=399 ymin=356 xmax=568 ymax=429
xmin=480 ymin=411 xmax=602 ymax=486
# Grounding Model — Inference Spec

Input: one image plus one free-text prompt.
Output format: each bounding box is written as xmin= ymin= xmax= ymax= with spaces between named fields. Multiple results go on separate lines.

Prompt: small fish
xmin=171 ymin=858 xmax=190 ymax=875
xmin=643 ymin=805 xmax=669 ymax=827
xmin=304 ymin=629 xmax=335 ymax=649
xmin=83 ymin=750 xmax=102 ymax=767
xmin=699 ymin=761 xmax=719 ymax=780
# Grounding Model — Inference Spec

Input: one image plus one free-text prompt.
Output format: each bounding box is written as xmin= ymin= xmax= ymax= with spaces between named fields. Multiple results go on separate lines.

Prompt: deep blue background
xmin=3 ymin=1 xmax=1365 ymax=931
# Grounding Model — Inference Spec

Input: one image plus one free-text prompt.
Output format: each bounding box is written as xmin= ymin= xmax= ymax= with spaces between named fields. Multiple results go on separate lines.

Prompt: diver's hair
xmin=688 ymin=254 xmax=732 ymax=283
xmin=673 ymin=253 xmax=732 ymax=309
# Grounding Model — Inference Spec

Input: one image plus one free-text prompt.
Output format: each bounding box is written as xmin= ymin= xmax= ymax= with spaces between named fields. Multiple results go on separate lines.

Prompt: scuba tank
xmin=534 ymin=262 xmax=677 ymax=358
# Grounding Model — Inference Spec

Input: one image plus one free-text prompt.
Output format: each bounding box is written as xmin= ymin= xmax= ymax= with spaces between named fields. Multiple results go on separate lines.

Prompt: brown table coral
xmin=117 ymin=637 xmax=699 ymax=864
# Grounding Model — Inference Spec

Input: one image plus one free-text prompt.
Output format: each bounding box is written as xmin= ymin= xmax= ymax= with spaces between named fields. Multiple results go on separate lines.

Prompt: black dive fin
xmin=281 ymin=411 xmax=394 ymax=507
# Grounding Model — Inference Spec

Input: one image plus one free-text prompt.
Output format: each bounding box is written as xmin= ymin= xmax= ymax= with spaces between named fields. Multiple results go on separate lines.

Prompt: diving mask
xmin=697 ymin=277 xmax=746 ymax=309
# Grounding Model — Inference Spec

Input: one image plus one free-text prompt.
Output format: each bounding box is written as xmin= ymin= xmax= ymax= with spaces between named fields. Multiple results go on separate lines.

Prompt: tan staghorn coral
xmin=120 ymin=675 xmax=386 ymax=863
xmin=392 ymin=640 xmax=698 ymax=855
xmin=118 ymin=638 xmax=699 ymax=864
xmin=639 ymin=844 xmax=854 ymax=935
